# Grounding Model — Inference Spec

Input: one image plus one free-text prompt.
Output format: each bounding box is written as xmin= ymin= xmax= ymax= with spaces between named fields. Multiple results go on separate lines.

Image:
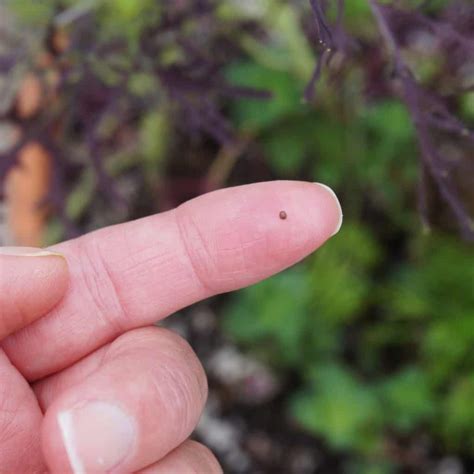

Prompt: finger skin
xmin=42 ymin=327 xmax=208 ymax=474
xmin=137 ymin=440 xmax=222 ymax=474
xmin=0 ymin=252 xmax=68 ymax=340
xmin=0 ymin=350 xmax=45 ymax=472
xmin=0 ymin=250 xmax=68 ymax=472
xmin=4 ymin=181 xmax=342 ymax=380
xmin=34 ymin=344 xmax=111 ymax=411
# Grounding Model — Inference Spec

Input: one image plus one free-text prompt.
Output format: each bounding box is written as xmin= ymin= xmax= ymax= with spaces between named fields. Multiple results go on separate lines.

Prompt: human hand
xmin=0 ymin=181 xmax=342 ymax=473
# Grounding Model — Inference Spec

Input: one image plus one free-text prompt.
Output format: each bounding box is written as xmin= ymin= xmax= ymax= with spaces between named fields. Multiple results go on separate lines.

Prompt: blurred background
xmin=1 ymin=1 xmax=473 ymax=472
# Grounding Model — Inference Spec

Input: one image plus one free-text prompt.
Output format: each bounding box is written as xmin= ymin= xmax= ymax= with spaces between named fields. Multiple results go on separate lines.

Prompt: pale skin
xmin=0 ymin=181 xmax=342 ymax=473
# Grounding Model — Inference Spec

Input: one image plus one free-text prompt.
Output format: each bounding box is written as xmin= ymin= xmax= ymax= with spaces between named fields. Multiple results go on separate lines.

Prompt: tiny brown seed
xmin=279 ymin=211 xmax=287 ymax=220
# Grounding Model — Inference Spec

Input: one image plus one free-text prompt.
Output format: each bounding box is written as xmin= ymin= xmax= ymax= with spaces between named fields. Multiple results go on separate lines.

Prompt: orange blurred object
xmin=5 ymin=142 xmax=52 ymax=247
xmin=6 ymin=72 xmax=51 ymax=246
xmin=15 ymin=73 xmax=43 ymax=119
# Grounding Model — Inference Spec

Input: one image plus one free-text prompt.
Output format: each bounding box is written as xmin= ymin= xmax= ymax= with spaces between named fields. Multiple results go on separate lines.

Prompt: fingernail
xmin=0 ymin=246 xmax=64 ymax=258
xmin=314 ymin=183 xmax=343 ymax=236
xmin=58 ymin=401 xmax=136 ymax=473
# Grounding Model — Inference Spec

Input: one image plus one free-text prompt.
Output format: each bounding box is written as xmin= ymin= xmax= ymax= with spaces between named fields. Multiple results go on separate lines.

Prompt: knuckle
xmin=75 ymin=237 xmax=128 ymax=332
xmin=175 ymin=206 xmax=221 ymax=294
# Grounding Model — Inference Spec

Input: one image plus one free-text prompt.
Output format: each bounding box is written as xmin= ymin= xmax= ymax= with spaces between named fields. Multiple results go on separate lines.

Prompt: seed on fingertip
xmin=279 ymin=211 xmax=287 ymax=220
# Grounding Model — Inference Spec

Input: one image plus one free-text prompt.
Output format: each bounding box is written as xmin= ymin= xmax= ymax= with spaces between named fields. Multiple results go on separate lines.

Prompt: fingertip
xmin=313 ymin=182 xmax=343 ymax=237
xmin=177 ymin=180 xmax=343 ymax=293
xmin=0 ymin=248 xmax=69 ymax=339
xmin=41 ymin=251 xmax=70 ymax=293
xmin=0 ymin=247 xmax=66 ymax=258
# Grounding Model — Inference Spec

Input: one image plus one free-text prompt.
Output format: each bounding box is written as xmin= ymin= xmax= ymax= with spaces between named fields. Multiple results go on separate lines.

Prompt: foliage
xmin=291 ymin=365 xmax=383 ymax=453
xmin=225 ymin=228 xmax=474 ymax=470
xmin=1 ymin=0 xmax=271 ymax=235
xmin=222 ymin=3 xmax=473 ymax=468
xmin=1 ymin=0 xmax=473 ymax=239
xmin=1 ymin=1 xmax=473 ymax=472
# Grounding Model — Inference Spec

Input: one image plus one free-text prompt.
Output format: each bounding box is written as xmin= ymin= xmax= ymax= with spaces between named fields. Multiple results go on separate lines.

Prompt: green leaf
xmin=140 ymin=111 xmax=170 ymax=168
xmin=7 ymin=0 xmax=55 ymax=27
xmin=461 ymin=92 xmax=474 ymax=123
xmin=226 ymin=62 xmax=303 ymax=130
xmin=66 ymin=170 xmax=96 ymax=220
xmin=307 ymin=222 xmax=382 ymax=324
xmin=235 ymin=3 xmax=314 ymax=78
xmin=129 ymin=73 xmax=156 ymax=98
xmin=223 ymin=269 xmax=312 ymax=368
xmin=384 ymin=235 xmax=474 ymax=318
xmin=262 ymin=118 xmax=315 ymax=176
xmin=291 ymin=365 xmax=383 ymax=453
xmin=347 ymin=459 xmax=397 ymax=474
xmin=441 ymin=374 xmax=474 ymax=450
xmin=378 ymin=368 xmax=436 ymax=433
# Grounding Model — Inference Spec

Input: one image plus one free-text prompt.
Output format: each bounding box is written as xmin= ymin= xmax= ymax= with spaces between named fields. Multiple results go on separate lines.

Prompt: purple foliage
xmin=0 ymin=1 xmax=270 ymax=236
xmin=0 ymin=0 xmax=472 ymax=240
xmin=307 ymin=0 xmax=473 ymax=240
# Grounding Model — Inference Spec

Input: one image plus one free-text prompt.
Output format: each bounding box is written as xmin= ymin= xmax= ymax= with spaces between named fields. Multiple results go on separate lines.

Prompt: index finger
xmin=3 ymin=181 xmax=342 ymax=380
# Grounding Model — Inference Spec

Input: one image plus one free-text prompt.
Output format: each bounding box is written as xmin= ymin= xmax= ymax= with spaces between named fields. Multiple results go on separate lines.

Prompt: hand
xmin=0 ymin=181 xmax=342 ymax=473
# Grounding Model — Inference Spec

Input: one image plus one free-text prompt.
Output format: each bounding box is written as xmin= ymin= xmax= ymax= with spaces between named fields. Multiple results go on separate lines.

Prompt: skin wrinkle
xmin=214 ymin=214 xmax=248 ymax=278
xmin=215 ymin=192 xmax=274 ymax=284
xmin=149 ymin=366 xmax=191 ymax=440
xmin=174 ymin=206 xmax=216 ymax=294
xmin=225 ymin=217 xmax=250 ymax=276
xmin=112 ymin=212 xmax=201 ymax=316
xmin=189 ymin=214 xmax=216 ymax=277
xmin=113 ymin=251 xmax=167 ymax=277
xmin=160 ymin=350 xmax=205 ymax=436
xmin=225 ymin=196 xmax=250 ymax=280
xmin=106 ymin=219 xmax=177 ymax=277
xmin=94 ymin=246 xmax=129 ymax=331
xmin=155 ymin=336 xmax=208 ymax=408
xmin=76 ymin=237 xmax=128 ymax=336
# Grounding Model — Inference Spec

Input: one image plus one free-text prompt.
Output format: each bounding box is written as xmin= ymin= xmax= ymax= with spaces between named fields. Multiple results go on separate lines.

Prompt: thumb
xmin=0 ymin=247 xmax=69 ymax=340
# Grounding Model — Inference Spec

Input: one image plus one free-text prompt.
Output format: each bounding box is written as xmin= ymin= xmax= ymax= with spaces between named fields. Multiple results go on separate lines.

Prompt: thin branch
xmin=369 ymin=0 xmax=474 ymax=240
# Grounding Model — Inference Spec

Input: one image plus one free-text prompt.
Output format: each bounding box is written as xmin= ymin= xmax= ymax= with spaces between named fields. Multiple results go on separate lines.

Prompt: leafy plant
xmin=225 ymin=229 xmax=474 ymax=469
xmin=1 ymin=1 xmax=473 ymax=471
xmin=291 ymin=365 xmax=383 ymax=453
xmin=1 ymin=0 xmax=473 ymax=240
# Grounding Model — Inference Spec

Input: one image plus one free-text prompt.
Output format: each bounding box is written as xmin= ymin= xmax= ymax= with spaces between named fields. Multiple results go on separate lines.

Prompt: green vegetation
xmin=4 ymin=1 xmax=473 ymax=471
xmin=222 ymin=4 xmax=474 ymax=470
